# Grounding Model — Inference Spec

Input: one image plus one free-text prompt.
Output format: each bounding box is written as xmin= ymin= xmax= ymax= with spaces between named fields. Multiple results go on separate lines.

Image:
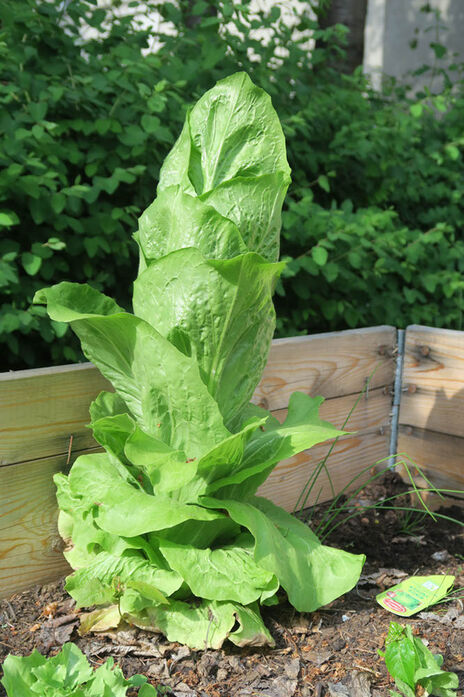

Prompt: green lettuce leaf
xmin=201 ymin=495 xmax=365 ymax=612
xmin=158 ymin=537 xmax=279 ymax=604
xmin=65 ymin=549 xmax=181 ymax=608
xmin=137 ymin=186 xmax=247 ymax=263
xmin=124 ymin=426 xmax=196 ymax=495
xmin=133 ymin=249 xmax=284 ymax=428
xmin=156 ymin=72 xmax=290 ymax=264
xmin=200 ymin=173 xmax=289 ymax=262
xmin=1 ymin=650 xmax=47 ymax=697
xmin=207 ymin=393 xmax=345 ymax=499
xmin=158 ymin=72 xmax=290 ymax=198
xmin=0 ymin=644 xmax=157 ymax=697
xmin=67 ymin=453 xmax=228 ymax=536
xmin=89 ymin=391 xmax=129 ymax=422
xmin=381 ymin=623 xmax=459 ymax=697
xmin=34 ymin=282 xmax=230 ymax=457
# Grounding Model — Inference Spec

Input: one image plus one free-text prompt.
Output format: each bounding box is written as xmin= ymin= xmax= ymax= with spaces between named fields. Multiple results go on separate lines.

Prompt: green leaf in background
xmin=311 ymin=246 xmax=328 ymax=267
xmin=317 ymin=174 xmax=330 ymax=192
xmin=0 ymin=210 xmax=20 ymax=227
xmin=22 ymin=251 xmax=42 ymax=276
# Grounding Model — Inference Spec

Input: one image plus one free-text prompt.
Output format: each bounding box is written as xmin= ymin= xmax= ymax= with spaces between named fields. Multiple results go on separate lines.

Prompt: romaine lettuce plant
xmin=34 ymin=72 xmax=365 ymax=649
xmin=0 ymin=642 xmax=158 ymax=696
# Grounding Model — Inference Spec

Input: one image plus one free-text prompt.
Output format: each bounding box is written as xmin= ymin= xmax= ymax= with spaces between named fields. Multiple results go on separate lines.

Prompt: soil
xmin=1 ymin=472 xmax=463 ymax=697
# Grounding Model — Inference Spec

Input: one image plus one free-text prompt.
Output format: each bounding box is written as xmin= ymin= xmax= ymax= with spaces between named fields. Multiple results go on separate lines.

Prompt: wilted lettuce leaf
xmin=34 ymin=72 xmax=364 ymax=649
xmin=125 ymin=597 xmax=274 ymax=650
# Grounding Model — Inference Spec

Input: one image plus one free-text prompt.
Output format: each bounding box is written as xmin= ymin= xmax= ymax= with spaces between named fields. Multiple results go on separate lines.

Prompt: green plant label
xmin=376 ymin=575 xmax=455 ymax=616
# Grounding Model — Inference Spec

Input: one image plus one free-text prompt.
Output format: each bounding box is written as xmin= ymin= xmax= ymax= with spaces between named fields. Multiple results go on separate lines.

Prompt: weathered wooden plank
xmin=0 ymin=453 xmax=74 ymax=598
xmin=397 ymin=425 xmax=464 ymax=496
xmin=258 ymin=429 xmax=390 ymax=513
xmin=0 ymin=549 xmax=70 ymax=600
xmin=260 ymin=388 xmax=392 ymax=510
xmin=253 ymin=326 xmax=395 ymax=412
xmin=0 ymin=326 xmax=395 ymax=467
xmin=0 ymin=364 xmax=111 ymax=467
xmin=400 ymin=325 xmax=464 ymax=438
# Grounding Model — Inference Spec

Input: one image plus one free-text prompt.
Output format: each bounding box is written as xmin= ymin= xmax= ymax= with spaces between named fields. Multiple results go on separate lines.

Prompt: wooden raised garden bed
xmin=1 ymin=323 xmax=463 ymax=601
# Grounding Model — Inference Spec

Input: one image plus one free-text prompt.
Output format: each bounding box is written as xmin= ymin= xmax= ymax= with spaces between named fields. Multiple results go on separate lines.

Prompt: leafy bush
xmin=1 ymin=0 xmax=463 ymax=370
xmin=0 ymin=0 xmax=187 ymax=368
xmin=276 ymin=70 xmax=464 ymax=336
xmin=34 ymin=73 xmax=365 ymax=649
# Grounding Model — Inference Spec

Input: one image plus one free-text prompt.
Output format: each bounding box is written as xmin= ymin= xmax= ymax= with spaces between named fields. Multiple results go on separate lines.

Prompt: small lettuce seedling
xmin=0 ymin=642 xmax=158 ymax=696
xmin=34 ymin=72 xmax=365 ymax=649
xmin=379 ymin=622 xmax=459 ymax=697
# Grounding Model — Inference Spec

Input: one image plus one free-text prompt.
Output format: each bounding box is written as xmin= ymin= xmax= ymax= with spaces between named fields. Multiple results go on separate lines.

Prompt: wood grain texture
xmin=0 ymin=453 xmax=75 ymax=598
xmin=397 ymin=425 xmax=464 ymax=496
xmin=0 ymin=363 xmax=111 ymax=467
xmin=399 ymin=325 xmax=464 ymax=438
xmin=258 ymin=430 xmax=390 ymax=512
xmin=252 ymin=326 xmax=396 ymax=411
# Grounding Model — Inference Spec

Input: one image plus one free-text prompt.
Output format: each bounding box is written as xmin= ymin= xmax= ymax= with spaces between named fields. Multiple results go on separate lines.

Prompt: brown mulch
xmin=1 ymin=473 xmax=463 ymax=696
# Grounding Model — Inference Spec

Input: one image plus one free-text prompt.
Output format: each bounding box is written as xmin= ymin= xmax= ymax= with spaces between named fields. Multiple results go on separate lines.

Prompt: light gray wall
xmin=364 ymin=0 xmax=464 ymax=91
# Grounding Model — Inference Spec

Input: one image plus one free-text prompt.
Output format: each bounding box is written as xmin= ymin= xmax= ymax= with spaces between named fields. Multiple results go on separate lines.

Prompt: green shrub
xmin=0 ymin=0 xmax=185 ymax=368
xmin=275 ymin=71 xmax=464 ymax=334
xmin=1 ymin=0 xmax=463 ymax=370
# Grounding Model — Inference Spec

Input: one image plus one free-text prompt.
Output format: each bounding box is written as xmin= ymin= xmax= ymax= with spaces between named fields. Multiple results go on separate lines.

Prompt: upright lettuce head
xmin=34 ymin=72 xmax=365 ymax=649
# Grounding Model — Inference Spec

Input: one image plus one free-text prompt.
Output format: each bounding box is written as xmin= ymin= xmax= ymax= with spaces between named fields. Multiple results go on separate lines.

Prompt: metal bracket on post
xmin=389 ymin=328 xmax=405 ymax=468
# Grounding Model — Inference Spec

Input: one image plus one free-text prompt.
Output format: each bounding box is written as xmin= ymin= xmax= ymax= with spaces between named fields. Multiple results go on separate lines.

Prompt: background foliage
xmin=1 ymin=0 xmax=463 ymax=370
